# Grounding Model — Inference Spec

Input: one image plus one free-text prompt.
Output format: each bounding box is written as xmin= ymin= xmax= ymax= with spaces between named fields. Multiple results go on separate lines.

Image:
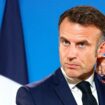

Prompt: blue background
xmin=0 ymin=0 xmax=105 ymax=82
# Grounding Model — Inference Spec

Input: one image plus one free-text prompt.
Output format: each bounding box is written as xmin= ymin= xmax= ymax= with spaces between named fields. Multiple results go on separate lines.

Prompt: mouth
xmin=65 ymin=63 xmax=80 ymax=69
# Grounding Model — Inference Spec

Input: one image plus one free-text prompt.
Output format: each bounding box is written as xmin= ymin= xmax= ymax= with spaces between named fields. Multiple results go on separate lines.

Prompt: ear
xmin=97 ymin=41 xmax=105 ymax=58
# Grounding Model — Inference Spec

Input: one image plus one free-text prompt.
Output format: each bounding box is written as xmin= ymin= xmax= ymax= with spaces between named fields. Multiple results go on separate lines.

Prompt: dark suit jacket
xmin=16 ymin=68 xmax=105 ymax=105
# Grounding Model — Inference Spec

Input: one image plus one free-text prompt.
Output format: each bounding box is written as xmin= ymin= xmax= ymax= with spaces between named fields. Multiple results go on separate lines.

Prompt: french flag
xmin=0 ymin=0 xmax=28 ymax=104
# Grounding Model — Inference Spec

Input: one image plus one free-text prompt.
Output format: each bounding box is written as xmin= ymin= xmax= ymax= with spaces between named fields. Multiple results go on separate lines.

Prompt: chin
xmin=67 ymin=73 xmax=81 ymax=78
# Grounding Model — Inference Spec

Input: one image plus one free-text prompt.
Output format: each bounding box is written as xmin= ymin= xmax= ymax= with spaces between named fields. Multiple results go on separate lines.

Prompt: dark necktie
xmin=76 ymin=81 xmax=98 ymax=105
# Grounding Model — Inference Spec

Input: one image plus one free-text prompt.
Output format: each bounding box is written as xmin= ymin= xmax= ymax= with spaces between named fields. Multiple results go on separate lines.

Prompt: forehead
xmin=59 ymin=18 xmax=102 ymax=42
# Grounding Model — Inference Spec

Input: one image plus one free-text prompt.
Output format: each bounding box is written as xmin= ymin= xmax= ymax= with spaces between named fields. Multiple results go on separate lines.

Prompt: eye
xmin=78 ymin=42 xmax=86 ymax=48
xmin=60 ymin=38 xmax=70 ymax=47
xmin=61 ymin=39 xmax=70 ymax=46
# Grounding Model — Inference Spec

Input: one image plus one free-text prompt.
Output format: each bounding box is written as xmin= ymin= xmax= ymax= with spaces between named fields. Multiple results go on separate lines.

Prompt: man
xmin=16 ymin=6 xmax=105 ymax=105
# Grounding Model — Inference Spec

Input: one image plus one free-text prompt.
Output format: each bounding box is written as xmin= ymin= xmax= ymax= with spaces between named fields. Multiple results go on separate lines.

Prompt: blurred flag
xmin=0 ymin=75 xmax=21 ymax=105
xmin=0 ymin=0 xmax=28 ymax=84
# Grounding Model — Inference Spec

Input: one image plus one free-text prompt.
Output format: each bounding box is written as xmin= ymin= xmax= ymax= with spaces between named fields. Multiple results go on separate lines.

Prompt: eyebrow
xmin=60 ymin=36 xmax=69 ymax=41
xmin=76 ymin=40 xmax=90 ymax=45
xmin=60 ymin=36 xmax=90 ymax=45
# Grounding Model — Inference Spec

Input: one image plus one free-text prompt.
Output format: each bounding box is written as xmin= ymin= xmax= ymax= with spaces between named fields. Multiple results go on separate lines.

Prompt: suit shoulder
xmin=17 ymin=68 xmax=62 ymax=99
xmin=16 ymin=73 xmax=55 ymax=104
xmin=25 ymin=72 xmax=55 ymax=92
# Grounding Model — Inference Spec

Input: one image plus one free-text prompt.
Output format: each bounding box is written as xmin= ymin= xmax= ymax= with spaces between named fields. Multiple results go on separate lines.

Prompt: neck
xmin=61 ymin=67 xmax=94 ymax=84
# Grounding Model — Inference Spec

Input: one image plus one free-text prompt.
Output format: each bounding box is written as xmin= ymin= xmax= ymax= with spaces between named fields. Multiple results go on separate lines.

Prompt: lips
xmin=65 ymin=63 xmax=80 ymax=69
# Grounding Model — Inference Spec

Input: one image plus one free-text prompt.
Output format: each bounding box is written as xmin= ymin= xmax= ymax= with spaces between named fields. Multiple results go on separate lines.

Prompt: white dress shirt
xmin=61 ymin=68 xmax=99 ymax=105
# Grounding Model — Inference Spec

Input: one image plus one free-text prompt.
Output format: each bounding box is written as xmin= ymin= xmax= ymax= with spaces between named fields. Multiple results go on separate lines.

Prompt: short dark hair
xmin=59 ymin=6 xmax=105 ymax=35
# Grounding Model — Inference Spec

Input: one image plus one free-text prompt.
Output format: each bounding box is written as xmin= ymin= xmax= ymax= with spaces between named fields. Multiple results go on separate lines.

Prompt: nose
xmin=67 ymin=45 xmax=77 ymax=60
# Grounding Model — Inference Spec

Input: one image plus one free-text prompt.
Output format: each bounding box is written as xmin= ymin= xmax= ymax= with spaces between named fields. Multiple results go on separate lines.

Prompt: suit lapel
xmin=51 ymin=69 xmax=105 ymax=105
xmin=94 ymin=73 xmax=105 ymax=105
xmin=52 ymin=68 xmax=77 ymax=105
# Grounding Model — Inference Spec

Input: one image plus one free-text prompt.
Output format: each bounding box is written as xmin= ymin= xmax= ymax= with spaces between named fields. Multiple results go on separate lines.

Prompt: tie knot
xmin=76 ymin=81 xmax=91 ymax=94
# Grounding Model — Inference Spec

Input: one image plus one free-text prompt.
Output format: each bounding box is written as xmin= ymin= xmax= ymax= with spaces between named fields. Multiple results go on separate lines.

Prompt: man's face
xmin=59 ymin=18 xmax=102 ymax=80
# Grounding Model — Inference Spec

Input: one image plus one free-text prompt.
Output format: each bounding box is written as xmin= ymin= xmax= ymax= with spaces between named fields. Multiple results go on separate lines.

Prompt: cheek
xmin=81 ymin=50 xmax=97 ymax=68
xmin=59 ymin=47 xmax=68 ymax=62
xmin=59 ymin=48 xmax=65 ymax=61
